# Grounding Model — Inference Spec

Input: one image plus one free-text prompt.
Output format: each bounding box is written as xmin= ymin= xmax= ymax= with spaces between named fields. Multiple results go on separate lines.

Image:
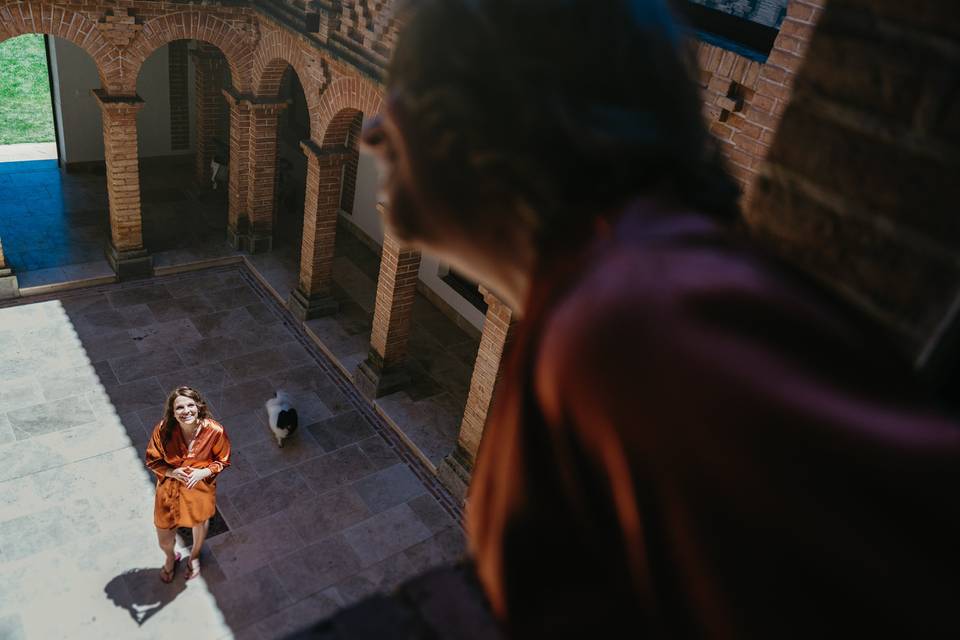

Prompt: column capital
xmin=91 ymin=89 xmax=145 ymax=115
xmin=299 ymin=138 xmax=353 ymax=163
xmin=221 ymin=86 xmax=288 ymax=113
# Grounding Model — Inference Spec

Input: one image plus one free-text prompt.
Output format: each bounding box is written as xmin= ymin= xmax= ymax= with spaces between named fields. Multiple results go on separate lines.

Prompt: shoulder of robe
xmin=204 ymin=418 xmax=226 ymax=434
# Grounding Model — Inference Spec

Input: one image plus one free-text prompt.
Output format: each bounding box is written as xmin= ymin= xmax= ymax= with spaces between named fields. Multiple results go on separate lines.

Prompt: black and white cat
xmin=265 ymin=390 xmax=299 ymax=448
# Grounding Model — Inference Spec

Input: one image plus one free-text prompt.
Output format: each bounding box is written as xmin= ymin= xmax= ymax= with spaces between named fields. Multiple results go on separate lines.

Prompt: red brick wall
xmin=697 ymin=1 xmax=825 ymax=197
xmin=744 ymin=0 xmax=960 ymax=367
xmin=167 ymin=40 xmax=189 ymax=151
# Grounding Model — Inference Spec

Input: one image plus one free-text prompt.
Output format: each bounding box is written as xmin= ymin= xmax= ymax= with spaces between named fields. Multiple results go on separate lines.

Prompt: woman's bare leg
xmin=187 ymin=519 xmax=210 ymax=576
xmin=156 ymin=527 xmax=177 ymax=572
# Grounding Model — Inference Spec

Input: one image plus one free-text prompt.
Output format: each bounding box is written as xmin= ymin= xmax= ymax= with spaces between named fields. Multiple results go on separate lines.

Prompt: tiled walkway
xmin=0 ymin=157 xmax=227 ymax=288
xmin=0 ymin=157 xmax=479 ymax=485
xmin=0 ymin=265 xmax=465 ymax=639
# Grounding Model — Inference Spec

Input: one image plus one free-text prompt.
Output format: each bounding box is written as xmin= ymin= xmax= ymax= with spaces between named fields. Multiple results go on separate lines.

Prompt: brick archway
xmin=125 ymin=11 xmax=253 ymax=95
xmin=0 ymin=1 xmax=116 ymax=92
xmin=314 ymin=76 xmax=384 ymax=146
xmin=251 ymin=32 xmax=317 ymax=122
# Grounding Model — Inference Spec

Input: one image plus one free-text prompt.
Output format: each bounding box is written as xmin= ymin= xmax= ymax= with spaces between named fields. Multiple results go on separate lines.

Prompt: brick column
xmin=222 ymin=87 xmax=252 ymax=250
xmin=93 ymin=90 xmax=151 ymax=280
xmin=356 ymin=222 xmax=422 ymax=398
xmin=246 ymin=99 xmax=288 ymax=253
xmin=168 ymin=40 xmax=189 ymax=151
xmin=288 ymin=139 xmax=347 ymax=320
xmin=193 ymin=47 xmax=225 ymax=185
xmin=438 ymin=288 xmax=517 ymax=500
xmin=0 ymin=237 xmax=18 ymax=299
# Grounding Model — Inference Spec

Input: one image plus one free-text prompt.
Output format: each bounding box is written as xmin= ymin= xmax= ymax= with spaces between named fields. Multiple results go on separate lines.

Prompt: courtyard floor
xmin=0 ymin=265 xmax=465 ymax=639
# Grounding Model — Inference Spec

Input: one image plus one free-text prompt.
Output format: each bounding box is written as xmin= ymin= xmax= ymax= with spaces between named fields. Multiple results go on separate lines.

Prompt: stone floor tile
xmin=206 ymin=510 xmax=305 ymax=581
xmin=146 ymin=293 xmax=217 ymax=323
xmin=356 ymin=434 xmax=401 ymax=471
xmin=174 ymin=334 xmax=248 ymax=367
xmin=189 ymin=306 xmax=261 ymax=337
xmin=401 ymin=535 xmax=450 ymax=575
xmin=215 ymin=377 xmax=278 ymax=418
xmin=406 ymin=494 xmax=456 ymax=535
xmin=106 ymin=284 xmax=173 ymax=308
xmin=342 ymin=503 xmax=433 ymax=568
xmin=307 ymin=410 xmax=375 ymax=453
xmin=283 ymin=485 xmax=372 ymax=546
xmin=208 ymin=564 xmax=294 ymax=630
xmin=155 ymin=362 xmax=235 ymax=399
xmin=241 ymin=427 xmax=325 ymax=477
xmin=272 ymin=533 xmax=364 ymax=601
xmin=296 ymin=443 xmax=376 ymax=495
xmin=0 ymin=498 xmax=101 ymax=562
xmin=221 ymin=347 xmax=293 ymax=383
xmin=203 ymin=284 xmax=261 ymax=310
xmin=128 ymin=318 xmax=204 ymax=353
xmin=222 ymin=468 xmax=314 ymax=526
xmin=353 ymin=463 xmax=427 ymax=514
xmin=7 ymin=395 xmax=96 ymax=440
xmin=17 ymin=266 xmax=66 ymax=288
xmin=101 ymin=378 xmax=168 ymax=415
xmin=327 ymin=552 xmax=418 ymax=608
xmin=108 ymin=348 xmax=186 ymax=385
xmin=254 ymin=592 xmax=342 ymax=640
xmin=0 ymin=613 xmax=25 ymax=640
xmin=36 ymin=364 xmax=101 ymax=402
xmin=0 ymin=375 xmax=44 ymax=414
xmin=212 ymin=448 xmax=260 ymax=492
xmin=0 ymin=414 xmax=14 ymax=446
xmin=78 ymin=329 xmax=142 ymax=363
xmin=218 ymin=410 xmax=272 ymax=449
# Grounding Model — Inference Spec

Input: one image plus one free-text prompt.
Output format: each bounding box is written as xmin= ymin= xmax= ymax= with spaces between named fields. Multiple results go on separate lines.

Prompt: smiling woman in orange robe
xmin=145 ymin=386 xmax=230 ymax=582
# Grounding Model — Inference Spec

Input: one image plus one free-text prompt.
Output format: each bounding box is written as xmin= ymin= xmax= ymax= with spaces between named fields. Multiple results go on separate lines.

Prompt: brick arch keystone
xmin=0 ymin=1 xmax=117 ymax=93
xmin=124 ymin=11 xmax=252 ymax=94
xmin=314 ymin=76 xmax=384 ymax=146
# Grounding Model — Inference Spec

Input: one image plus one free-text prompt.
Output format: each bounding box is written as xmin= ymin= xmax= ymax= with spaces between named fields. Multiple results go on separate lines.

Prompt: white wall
xmin=347 ymin=147 xmax=487 ymax=331
xmin=49 ymin=37 xmax=196 ymax=165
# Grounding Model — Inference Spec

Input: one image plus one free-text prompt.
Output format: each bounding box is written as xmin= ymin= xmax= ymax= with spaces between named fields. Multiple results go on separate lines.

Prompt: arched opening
xmin=0 ymin=33 xmax=112 ymax=287
xmin=134 ymin=39 xmax=231 ymax=262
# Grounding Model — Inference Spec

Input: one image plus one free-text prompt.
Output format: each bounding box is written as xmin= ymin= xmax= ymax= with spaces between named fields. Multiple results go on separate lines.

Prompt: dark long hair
xmin=160 ymin=386 xmax=211 ymax=443
xmin=389 ymin=0 xmax=739 ymax=246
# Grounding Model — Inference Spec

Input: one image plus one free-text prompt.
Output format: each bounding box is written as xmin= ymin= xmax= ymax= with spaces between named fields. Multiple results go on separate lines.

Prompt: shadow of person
xmin=105 ymin=567 xmax=186 ymax=626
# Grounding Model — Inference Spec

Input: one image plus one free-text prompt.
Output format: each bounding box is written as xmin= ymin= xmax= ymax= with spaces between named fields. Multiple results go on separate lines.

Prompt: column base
xmin=355 ymin=353 xmax=410 ymax=400
xmin=0 ymin=267 xmax=19 ymax=299
xmin=226 ymin=224 xmax=246 ymax=251
xmin=437 ymin=445 xmax=473 ymax=502
xmin=248 ymin=231 xmax=273 ymax=254
xmin=287 ymin=287 xmax=339 ymax=321
xmin=105 ymin=242 xmax=152 ymax=281
xmin=227 ymin=225 xmax=273 ymax=254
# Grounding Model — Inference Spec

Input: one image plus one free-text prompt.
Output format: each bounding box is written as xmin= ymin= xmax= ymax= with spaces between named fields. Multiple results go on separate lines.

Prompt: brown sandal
xmin=160 ymin=553 xmax=181 ymax=583
xmin=184 ymin=557 xmax=201 ymax=581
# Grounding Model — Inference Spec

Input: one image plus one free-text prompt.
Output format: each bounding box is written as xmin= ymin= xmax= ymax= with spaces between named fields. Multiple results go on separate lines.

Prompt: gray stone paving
xmin=0 ymin=266 xmax=464 ymax=639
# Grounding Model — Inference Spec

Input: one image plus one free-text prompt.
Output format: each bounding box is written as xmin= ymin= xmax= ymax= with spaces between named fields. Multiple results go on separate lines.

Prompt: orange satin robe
xmin=145 ymin=418 xmax=231 ymax=528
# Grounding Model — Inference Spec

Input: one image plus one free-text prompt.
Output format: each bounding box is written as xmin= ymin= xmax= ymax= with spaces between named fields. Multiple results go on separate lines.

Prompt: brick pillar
xmin=92 ymin=90 xmax=152 ymax=280
xmin=356 ymin=221 xmax=422 ymax=398
xmin=246 ymin=99 xmax=288 ymax=254
xmin=168 ymin=40 xmax=189 ymax=151
xmin=0 ymin=237 xmax=18 ymax=299
xmin=288 ymin=139 xmax=347 ymax=320
xmin=438 ymin=288 xmax=517 ymax=500
xmin=193 ymin=47 xmax=225 ymax=185
xmin=223 ymin=87 xmax=251 ymax=250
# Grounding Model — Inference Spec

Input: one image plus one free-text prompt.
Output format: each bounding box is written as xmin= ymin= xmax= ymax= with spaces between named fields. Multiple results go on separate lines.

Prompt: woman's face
xmin=173 ymin=395 xmax=200 ymax=427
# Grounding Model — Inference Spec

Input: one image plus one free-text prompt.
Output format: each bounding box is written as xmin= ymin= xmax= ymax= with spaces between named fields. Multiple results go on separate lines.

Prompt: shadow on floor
xmin=104 ymin=566 xmax=187 ymax=626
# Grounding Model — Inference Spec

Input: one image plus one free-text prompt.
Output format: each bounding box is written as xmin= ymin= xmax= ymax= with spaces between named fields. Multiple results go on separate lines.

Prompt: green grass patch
xmin=0 ymin=34 xmax=55 ymax=145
